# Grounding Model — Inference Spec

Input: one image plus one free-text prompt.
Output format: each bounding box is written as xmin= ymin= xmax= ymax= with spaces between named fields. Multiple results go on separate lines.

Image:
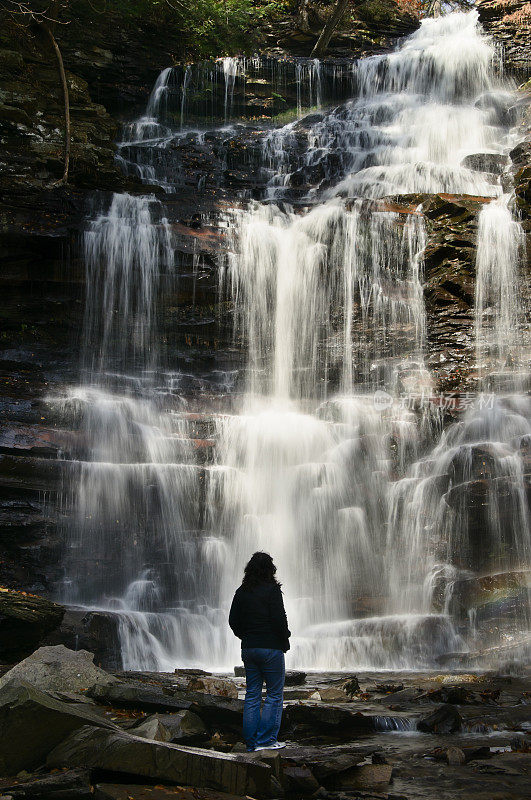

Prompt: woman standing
xmin=229 ymin=552 xmax=291 ymax=752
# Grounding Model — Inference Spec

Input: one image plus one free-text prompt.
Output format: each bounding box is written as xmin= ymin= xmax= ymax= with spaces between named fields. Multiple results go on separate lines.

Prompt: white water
xmin=57 ymin=12 xmax=530 ymax=671
xmin=475 ymin=194 xmax=527 ymax=377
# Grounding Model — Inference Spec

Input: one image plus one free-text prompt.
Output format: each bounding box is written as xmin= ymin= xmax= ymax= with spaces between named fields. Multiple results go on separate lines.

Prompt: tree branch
xmin=311 ymin=0 xmax=351 ymax=58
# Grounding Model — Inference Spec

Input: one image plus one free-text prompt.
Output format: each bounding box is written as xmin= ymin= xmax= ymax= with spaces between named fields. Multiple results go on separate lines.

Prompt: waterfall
xmin=223 ymin=200 xmax=427 ymax=399
xmin=56 ymin=11 xmax=529 ymax=671
xmin=222 ymin=57 xmax=239 ymax=122
xmin=83 ymin=193 xmax=174 ymax=374
xmin=475 ymin=194 xmax=527 ymax=380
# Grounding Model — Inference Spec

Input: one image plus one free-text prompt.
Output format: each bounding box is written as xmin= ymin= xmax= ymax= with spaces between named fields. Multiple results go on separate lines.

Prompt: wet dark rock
xmin=47 ymin=725 xmax=272 ymax=797
xmin=0 ymin=589 xmax=64 ymax=663
xmin=285 ymin=670 xmax=307 ymax=686
xmin=380 ymin=686 xmax=433 ymax=707
xmin=420 ymin=686 xmax=477 ymax=705
xmin=475 ymin=93 xmax=519 ymax=127
xmin=448 ymin=570 xmax=530 ymax=626
xmin=93 ymin=786 xmax=254 ymax=800
xmin=0 ymin=768 xmax=93 ymax=799
xmin=446 ymin=746 xmax=466 ymax=765
xmin=88 ymin=680 xmax=194 ymax=714
xmin=417 ymin=704 xmax=462 ymax=734
xmin=374 ymin=682 xmax=403 ymax=694
xmin=341 ymin=676 xmax=361 ymax=696
xmin=88 ymin=679 xmax=245 ymax=733
xmin=283 ymin=704 xmax=376 ymax=736
xmin=0 ymin=679 xmax=116 ymax=775
xmin=462 ymin=746 xmax=492 ymax=762
xmin=175 ymin=668 xmax=213 ymax=677
xmin=307 ymin=753 xmax=365 ymax=787
xmin=282 ymin=764 xmax=320 ymax=793
xmin=43 ymin=608 xmax=123 ymax=671
xmin=461 ymin=153 xmax=510 ymax=174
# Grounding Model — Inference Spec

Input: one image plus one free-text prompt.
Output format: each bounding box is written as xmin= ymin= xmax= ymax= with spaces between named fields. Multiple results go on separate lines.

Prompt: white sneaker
xmin=255 ymin=741 xmax=286 ymax=750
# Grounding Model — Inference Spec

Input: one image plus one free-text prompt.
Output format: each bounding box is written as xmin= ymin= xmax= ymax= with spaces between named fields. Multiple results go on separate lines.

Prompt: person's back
xmin=229 ymin=552 xmax=290 ymax=752
xmin=229 ymin=582 xmax=290 ymax=653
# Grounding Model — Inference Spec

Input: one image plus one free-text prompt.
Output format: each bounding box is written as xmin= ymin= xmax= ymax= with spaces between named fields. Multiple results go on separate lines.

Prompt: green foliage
xmin=183 ymin=0 xmax=266 ymax=56
xmin=81 ymin=0 xmax=271 ymax=56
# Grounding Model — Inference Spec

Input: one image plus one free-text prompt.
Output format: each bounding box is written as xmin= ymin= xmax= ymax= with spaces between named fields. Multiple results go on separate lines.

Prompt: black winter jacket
xmin=229 ymin=582 xmax=291 ymax=652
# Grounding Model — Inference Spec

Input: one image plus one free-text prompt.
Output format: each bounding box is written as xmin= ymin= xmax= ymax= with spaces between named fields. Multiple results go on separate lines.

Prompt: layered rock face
xmin=478 ymin=0 xmax=531 ymax=79
xmin=0 ymin=5 xmax=530 ymax=673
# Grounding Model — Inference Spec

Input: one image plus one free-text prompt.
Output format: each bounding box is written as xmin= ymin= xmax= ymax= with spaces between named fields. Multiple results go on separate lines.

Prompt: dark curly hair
xmin=241 ymin=551 xmax=281 ymax=589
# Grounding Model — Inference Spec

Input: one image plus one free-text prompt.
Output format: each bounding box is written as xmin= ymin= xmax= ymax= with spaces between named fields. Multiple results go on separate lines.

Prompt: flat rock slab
xmin=283 ymin=702 xmax=376 ymax=734
xmin=47 ymin=726 xmax=271 ymax=798
xmin=0 ymin=768 xmax=92 ymax=798
xmin=89 ymin=681 xmax=244 ymax=731
xmin=0 ymin=680 xmax=116 ymax=775
xmin=88 ymin=681 xmax=194 ymax=713
xmin=94 ymin=784 xmax=248 ymax=800
xmin=187 ymin=677 xmax=238 ymax=699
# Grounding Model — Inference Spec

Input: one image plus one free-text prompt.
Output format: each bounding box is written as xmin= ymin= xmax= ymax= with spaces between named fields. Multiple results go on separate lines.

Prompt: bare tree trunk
xmin=310 ymin=0 xmax=350 ymax=58
xmin=425 ymin=0 xmax=443 ymax=16
xmin=41 ymin=22 xmax=70 ymax=185
xmin=297 ymin=0 xmax=311 ymax=32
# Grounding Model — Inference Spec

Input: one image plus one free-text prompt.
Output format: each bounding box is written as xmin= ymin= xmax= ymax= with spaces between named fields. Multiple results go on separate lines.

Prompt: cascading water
xmin=475 ymin=194 xmax=527 ymax=381
xmin=56 ymin=11 xmax=529 ymax=671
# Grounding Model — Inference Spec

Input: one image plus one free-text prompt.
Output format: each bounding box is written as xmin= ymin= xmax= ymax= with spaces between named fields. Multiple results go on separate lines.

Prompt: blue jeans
xmin=242 ymin=647 xmax=285 ymax=751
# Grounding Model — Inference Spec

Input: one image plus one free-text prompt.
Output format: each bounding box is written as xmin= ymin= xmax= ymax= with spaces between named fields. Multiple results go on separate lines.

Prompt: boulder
xmin=0 ymin=679 xmax=116 ymax=775
xmin=417 ymin=704 xmax=462 ymax=734
xmin=131 ymin=710 xmax=207 ymax=743
xmin=0 ymin=645 xmax=115 ymax=694
xmin=284 ymin=671 xmax=306 ymax=686
xmin=186 ymin=677 xmax=238 ymax=698
xmin=0 ymin=589 xmax=64 ymax=663
xmin=282 ymin=765 xmax=320 ymax=793
xmin=446 ymin=746 xmax=466 ymax=766
xmin=47 ymin=726 xmax=271 ymax=797
xmin=128 ymin=715 xmax=173 ymax=742
xmin=317 ymin=687 xmax=349 ymax=702
xmin=309 ymin=753 xmax=365 ymax=788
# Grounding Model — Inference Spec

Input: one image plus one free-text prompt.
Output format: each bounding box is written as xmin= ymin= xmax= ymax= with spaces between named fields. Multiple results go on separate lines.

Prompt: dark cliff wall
xmin=0 ymin=4 xmax=529 ymax=599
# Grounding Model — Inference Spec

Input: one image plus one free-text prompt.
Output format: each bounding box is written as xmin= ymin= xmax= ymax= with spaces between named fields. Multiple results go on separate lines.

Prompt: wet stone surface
xmin=0 ymin=664 xmax=529 ymax=799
